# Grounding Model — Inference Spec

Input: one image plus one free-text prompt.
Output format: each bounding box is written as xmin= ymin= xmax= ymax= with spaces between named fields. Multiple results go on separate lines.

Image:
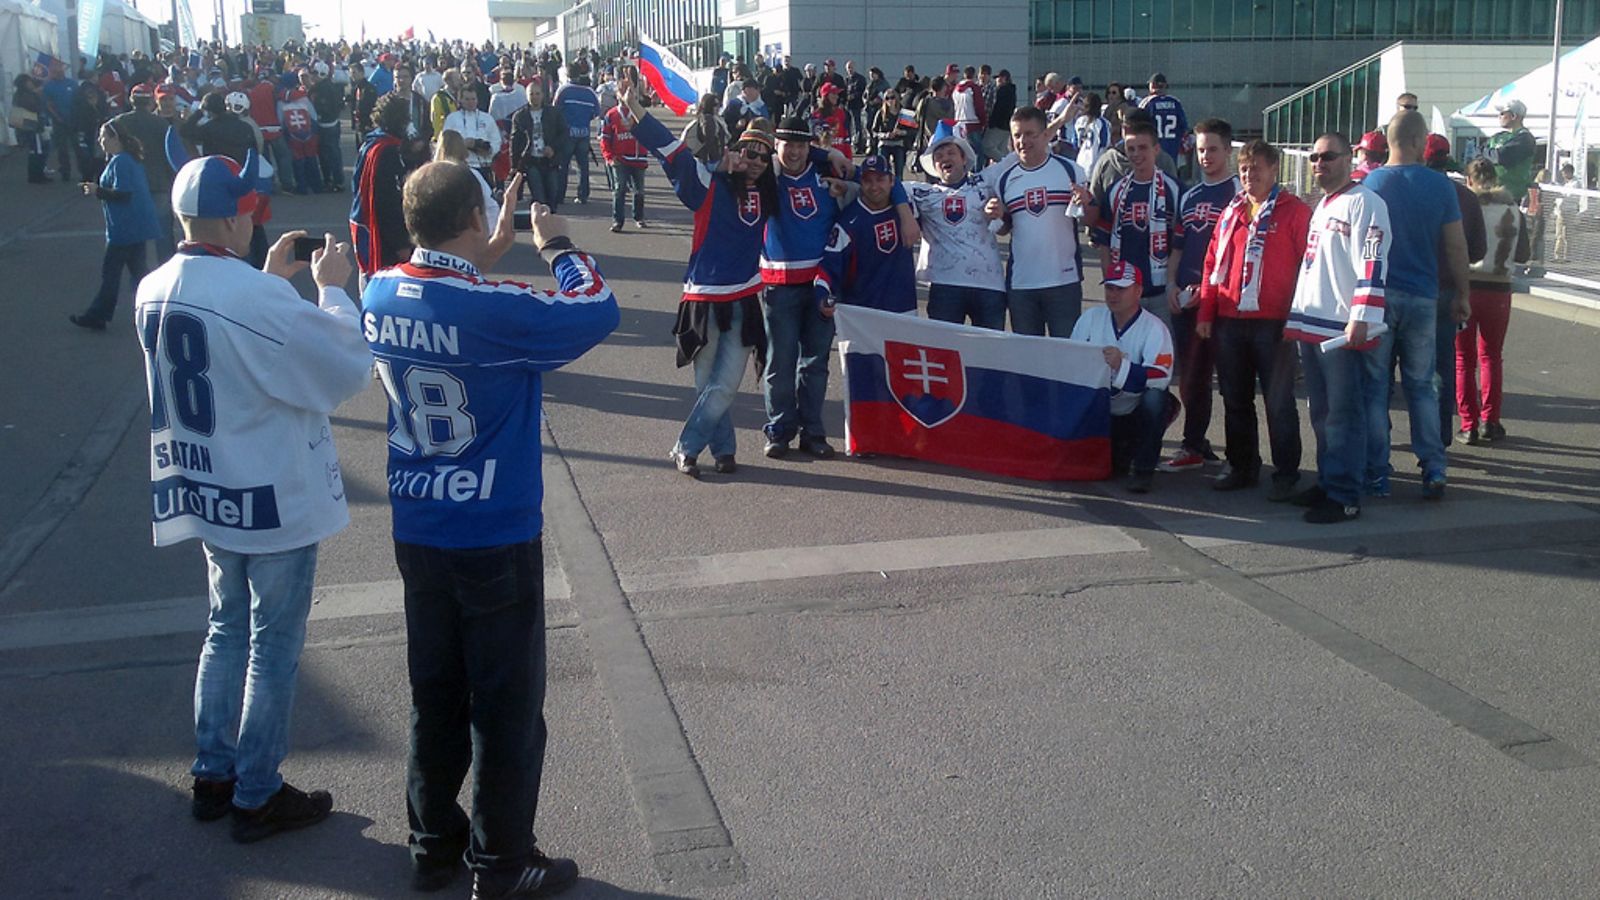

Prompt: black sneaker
xmin=69 ymin=313 xmax=107 ymax=331
xmin=413 ymin=856 xmax=466 ymax=893
xmin=191 ymin=777 xmax=235 ymax=821
xmin=609 ymin=222 xmax=623 ymax=233
xmin=763 ymin=439 xmax=790 ymax=459
xmin=1265 ymin=477 xmax=1300 ymax=503
xmin=634 ymin=219 xmax=647 ymax=229
xmin=1457 ymin=426 xmax=1479 ymax=446
xmin=230 ymin=782 xmax=333 ymax=844
xmin=1482 ymin=421 xmax=1507 ymax=442
xmin=1303 ymin=498 xmax=1360 ymax=524
xmin=798 ymin=437 xmax=836 ymax=459
xmin=669 ymin=449 xmax=700 ymax=478
xmin=1211 ymin=469 xmax=1258 ymax=492
xmin=471 ymin=850 xmax=579 ymax=899
xmin=1125 ymin=471 xmax=1154 ymax=494
xmin=713 ymin=455 xmax=737 ymax=474
xmin=1289 ymin=484 xmax=1327 ymax=508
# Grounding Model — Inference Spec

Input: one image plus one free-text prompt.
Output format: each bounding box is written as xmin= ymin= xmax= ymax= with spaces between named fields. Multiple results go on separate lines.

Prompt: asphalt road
xmin=2 ymin=137 xmax=1599 ymax=899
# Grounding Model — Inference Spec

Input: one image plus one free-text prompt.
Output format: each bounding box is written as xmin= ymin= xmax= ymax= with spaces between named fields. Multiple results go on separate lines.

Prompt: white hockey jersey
xmin=1069 ymin=305 xmax=1174 ymax=416
xmin=1287 ymin=182 xmax=1392 ymax=343
xmin=135 ymin=246 xmax=374 ymax=553
xmin=906 ymin=178 xmax=1006 ymax=292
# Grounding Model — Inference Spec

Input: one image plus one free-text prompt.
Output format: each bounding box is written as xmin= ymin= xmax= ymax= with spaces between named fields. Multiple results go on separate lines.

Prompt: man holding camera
xmin=362 ymin=164 xmax=618 ymax=898
xmin=137 ymin=153 xmax=373 ymax=842
xmin=442 ymin=87 xmax=503 ymax=188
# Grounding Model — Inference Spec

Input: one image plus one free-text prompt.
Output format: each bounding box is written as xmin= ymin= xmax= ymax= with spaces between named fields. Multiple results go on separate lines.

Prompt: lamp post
xmin=1548 ymin=0 xmax=1565 ymax=174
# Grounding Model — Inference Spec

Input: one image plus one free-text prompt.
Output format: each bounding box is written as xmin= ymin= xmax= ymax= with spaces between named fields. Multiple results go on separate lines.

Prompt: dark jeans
xmin=761 ymin=283 xmax=835 ymax=442
xmin=1111 ymin=388 xmax=1177 ymax=476
xmin=523 ymin=163 xmax=562 ymax=211
xmin=611 ymin=165 xmax=645 ymax=225
xmin=1008 ymin=282 xmax=1084 ymax=337
xmin=559 ymin=137 xmax=591 ymax=203
xmin=881 ymin=145 xmax=906 ymax=181
xmin=396 ymin=538 xmax=549 ymax=875
xmin=317 ymin=123 xmax=343 ymax=189
xmin=927 ymin=283 xmax=1006 ymax=330
xmin=51 ymin=122 xmax=75 ymax=176
xmin=21 ymin=130 xmax=46 ymax=179
xmin=1169 ymin=302 xmax=1215 ymax=454
xmin=1213 ymin=317 xmax=1302 ymax=483
xmin=83 ymin=241 xmax=148 ymax=324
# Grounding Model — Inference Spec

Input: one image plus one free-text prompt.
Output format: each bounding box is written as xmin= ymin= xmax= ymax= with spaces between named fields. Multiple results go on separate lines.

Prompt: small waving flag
xmin=896 ymin=107 xmax=918 ymax=130
xmin=635 ymin=29 xmax=701 ymax=115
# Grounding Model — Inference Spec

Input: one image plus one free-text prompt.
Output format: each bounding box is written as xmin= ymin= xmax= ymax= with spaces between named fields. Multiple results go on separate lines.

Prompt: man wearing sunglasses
xmin=1284 ymin=133 xmax=1393 ymax=524
xmin=1484 ymin=99 xmax=1537 ymax=203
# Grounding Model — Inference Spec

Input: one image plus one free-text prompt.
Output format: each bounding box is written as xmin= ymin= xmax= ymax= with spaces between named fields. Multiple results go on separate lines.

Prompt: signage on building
xmin=252 ymin=0 xmax=285 ymax=14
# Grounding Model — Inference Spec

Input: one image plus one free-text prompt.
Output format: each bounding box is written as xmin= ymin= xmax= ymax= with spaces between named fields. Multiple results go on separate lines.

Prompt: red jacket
xmin=600 ymin=107 xmax=649 ymax=169
xmin=1198 ymin=191 xmax=1311 ymax=324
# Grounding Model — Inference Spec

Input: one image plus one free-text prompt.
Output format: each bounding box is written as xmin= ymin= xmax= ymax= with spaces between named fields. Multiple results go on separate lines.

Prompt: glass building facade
xmin=1030 ymin=0 xmax=1600 ymax=43
xmin=1261 ymin=54 xmax=1382 ymax=145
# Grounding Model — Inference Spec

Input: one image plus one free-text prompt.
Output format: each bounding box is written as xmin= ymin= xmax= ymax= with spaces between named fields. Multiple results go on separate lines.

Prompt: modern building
xmin=503 ymin=0 xmax=1597 ymax=131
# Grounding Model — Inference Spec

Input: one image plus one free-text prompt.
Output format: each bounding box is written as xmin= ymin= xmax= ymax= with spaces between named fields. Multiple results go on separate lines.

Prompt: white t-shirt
xmin=1069 ymin=305 xmax=1174 ymax=416
xmin=487 ymin=85 xmax=528 ymax=124
xmin=986 ymin=154 xmax=1089 ymax=290
xmin=413 ymin=70 xmax=444 ymax=102
xmin=906 ymin=177 xmax=1006 ymax=292
xmin=442 ymin=108 xmax=503 ymax=168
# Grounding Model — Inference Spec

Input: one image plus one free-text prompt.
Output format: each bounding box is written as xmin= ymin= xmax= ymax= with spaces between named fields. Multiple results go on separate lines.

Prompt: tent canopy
xmin=1458 ymin=34 xmax=1600 ymax=120
xmin=1 ymin=0 xmax=61 ymax=147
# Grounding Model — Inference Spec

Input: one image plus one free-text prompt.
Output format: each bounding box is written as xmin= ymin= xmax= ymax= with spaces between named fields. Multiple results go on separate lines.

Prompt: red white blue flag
xmin=635 ymin=29 xmax=700 ymax=115
xmin=836 ymin=307 xmax=1113 ymax=481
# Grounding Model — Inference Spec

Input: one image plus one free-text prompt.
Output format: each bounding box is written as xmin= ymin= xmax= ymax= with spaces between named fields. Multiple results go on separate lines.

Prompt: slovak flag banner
xmin=636 ymin=29 xmax=700 ymax=115
xmin=836 ymin=307 xmax=1113 ymax=481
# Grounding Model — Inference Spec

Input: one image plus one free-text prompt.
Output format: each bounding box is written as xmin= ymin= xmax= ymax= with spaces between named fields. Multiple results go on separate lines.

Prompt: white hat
xmin=918 ymin=120 xmax=974 ymax=179
xmin=1496 ymin=98 xmax=1527 ymax=118
xmin=225 ymin=91 xmax=250 ymax=115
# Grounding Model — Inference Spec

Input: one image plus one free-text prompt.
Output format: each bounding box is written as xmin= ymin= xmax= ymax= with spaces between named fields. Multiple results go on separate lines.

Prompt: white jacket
xmin=442 ymin=108 xmax=502 ymax=168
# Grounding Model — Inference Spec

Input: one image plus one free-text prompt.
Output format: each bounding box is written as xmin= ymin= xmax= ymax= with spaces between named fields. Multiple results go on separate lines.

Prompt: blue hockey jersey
xmin=1173 ymin=176 xmax=1240 ymax=287
xmin=1138 ymin=93 xmax=1189 ymax=161
xmin=763 ymin=160 xmax=846 ymax=285
xmin=633 ymin=112 xmax=769 ymax=302
xmin=817 ymin=200 xmax=916 ymax=313
xmin=361 ymin=246 xmax=619 ymax=548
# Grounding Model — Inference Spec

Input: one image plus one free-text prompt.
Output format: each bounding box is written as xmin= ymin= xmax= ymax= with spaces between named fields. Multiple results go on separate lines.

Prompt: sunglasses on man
xmin=741 ymin=148 xmax=773 ymax=162
xmin=1307 ymin=151 xmax=1345 ymax=162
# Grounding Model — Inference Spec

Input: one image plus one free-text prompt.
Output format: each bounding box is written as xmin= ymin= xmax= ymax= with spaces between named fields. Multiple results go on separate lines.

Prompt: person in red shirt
xmin=599 ymin=84 xmax=649 ymax=232
xmin=246 ymin=68 xmax=294 ymax=193
xmin=1197 ymin=139 xmax=1312 ymax=500
xmin=809 ymin=84 xmax=851 ymax=159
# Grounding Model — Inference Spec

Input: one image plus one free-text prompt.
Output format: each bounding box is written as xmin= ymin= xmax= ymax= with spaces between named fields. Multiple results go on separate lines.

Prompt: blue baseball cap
xmin=858 ymin=154 xmax=893 ymax=176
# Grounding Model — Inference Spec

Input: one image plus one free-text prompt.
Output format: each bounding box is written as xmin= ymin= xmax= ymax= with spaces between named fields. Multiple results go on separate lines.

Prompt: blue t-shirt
xmin=819 ymin=200 xmax=916 ymax=313
xmin=101 ymin=153 xmax=159 ymax=246
xmin=1173 ymin=176 xmax=1240 ymax=287
xmin=42 ymin=76 xmax=77 ymax=123
xmin=1361 ymin=164 xmax=1461 ymax=299
xmin=368 ymin=65 xmax=394 ymax=96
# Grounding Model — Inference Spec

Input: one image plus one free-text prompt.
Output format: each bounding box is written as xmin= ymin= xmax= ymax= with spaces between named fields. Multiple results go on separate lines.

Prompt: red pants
xmin=1454 ymin=286 xmax=1512 ymax=428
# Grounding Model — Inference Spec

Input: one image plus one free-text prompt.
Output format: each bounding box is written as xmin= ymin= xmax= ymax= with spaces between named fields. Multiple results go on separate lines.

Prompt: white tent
xmin=100 ymin=0 xmax=157 ymax=59
xmin=1455 ymin=34 xmax=1600 ymax=150
xmin=0 ymin=0 xmax=60 ymax=148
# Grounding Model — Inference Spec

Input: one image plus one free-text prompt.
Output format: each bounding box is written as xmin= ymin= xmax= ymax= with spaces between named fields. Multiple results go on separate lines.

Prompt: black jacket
xmin=180 ymin=108 xmax=256 ymax=165
xmin=510 ymin=104 xmax=570 ymax=170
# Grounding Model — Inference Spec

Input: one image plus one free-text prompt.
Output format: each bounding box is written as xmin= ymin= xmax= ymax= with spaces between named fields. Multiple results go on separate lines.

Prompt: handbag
xmin=8 ymin=105 xmax=40 ymax=132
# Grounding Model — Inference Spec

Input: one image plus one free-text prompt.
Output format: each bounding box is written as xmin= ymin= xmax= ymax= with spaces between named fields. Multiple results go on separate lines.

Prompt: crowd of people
xmin=7 ymin=32 xmax=1551 ymax=900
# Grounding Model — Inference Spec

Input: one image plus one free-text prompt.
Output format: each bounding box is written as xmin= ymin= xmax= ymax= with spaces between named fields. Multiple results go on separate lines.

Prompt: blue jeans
xmin=1369 ymin=287 xmax=1447 ymax=482
xmin=1110 ymin=388 xmax=1177 ymax=476
xmin=611 ymin=166 xmax=644 ymax=225
xmin=154 ymin=204 xmax=177 ymax=261
xmin=676 ymin=304 xmax=755 ymax=458
xmin=396 ymin=538 xmax=548 ymax=875
xmin=193 ymin=542 xmax=319 ymax=810
xmin=761 ymin=283 xmax=834 ymax=442
xmin=83 ymin=241 xmax=148 ymax=324
xmin=1007 ymin=282 xmax=1084 ymax=336
xmin=523 ymin=163 xmax=562 ymax=212
xmin=560 ymin=136 xmax=591 ymax=203
xmin=317 ymin=123 xmax=343 ymax=189
xmin=927 ymin=283 xmax=1006 ymax=330
xmin=264 ymin=134 xmax=296 ymax=194
xmin=1300 ymin=341 xmax=1381 ymax=507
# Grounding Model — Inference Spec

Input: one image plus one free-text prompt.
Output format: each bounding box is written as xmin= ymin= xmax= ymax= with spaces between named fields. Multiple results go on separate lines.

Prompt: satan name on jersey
xmin=153 ymin=438 xmax=214 ymax=473
xmin=363 ymin=311 xmax=461 ymax=355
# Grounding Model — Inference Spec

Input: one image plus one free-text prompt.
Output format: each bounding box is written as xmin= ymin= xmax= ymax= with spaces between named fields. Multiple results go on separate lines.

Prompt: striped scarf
xmin=1208 ymin=185 xmax=1278 ymax=313
xmin=1109 ymin=171 xmax=1170 ymax=288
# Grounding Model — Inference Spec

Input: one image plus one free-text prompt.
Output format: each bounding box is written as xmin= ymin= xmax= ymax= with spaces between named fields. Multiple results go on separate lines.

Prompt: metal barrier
xmin=1529 ymin=182 xmax=1600 ymax=292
